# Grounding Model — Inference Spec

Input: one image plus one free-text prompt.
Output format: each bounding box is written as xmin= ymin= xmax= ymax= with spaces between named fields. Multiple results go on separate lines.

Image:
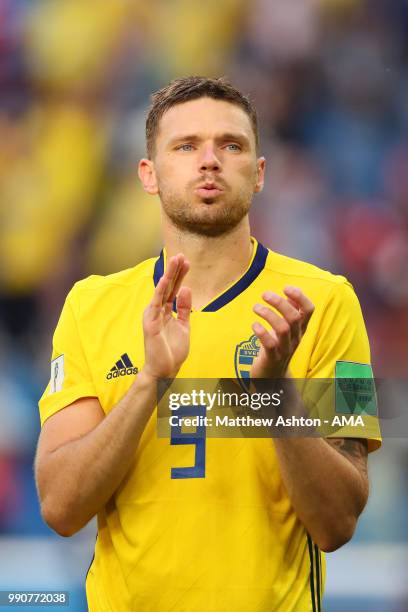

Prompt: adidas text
xmin=107 ymin=367 xmax=138 ymax=380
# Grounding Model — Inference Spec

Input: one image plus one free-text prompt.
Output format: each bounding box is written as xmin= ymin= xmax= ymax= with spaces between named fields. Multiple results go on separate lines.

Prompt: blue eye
xmin=226 ymin=143 xmax=241 ymax=151
xmin=178 ymin=144 xmax=194 ymax=151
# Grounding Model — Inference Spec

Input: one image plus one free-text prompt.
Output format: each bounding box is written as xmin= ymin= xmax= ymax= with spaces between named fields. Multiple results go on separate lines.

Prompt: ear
xmin=138 ymin=158 xmax=159 ymax=195
xmin=254 ymin=157 xmax=266 ymax=193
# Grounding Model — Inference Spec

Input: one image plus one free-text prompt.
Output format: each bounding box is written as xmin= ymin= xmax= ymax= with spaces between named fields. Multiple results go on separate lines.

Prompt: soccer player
xmin=36 ymin=77 xmax=380 ymax=611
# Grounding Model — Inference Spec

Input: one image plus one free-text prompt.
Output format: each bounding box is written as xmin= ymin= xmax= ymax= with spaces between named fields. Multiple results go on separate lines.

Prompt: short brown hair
xmin=146 ymin=76 xmax=260 ymax=158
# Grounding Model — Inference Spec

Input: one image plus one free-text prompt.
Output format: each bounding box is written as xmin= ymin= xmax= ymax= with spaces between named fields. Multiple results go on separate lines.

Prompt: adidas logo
xmin=107 ymin=353 xmax=138 ymax=380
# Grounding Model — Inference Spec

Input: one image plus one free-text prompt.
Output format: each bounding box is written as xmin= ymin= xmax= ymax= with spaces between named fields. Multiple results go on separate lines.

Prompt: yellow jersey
xmin=39 ymin=238 xmax=380 ymax=612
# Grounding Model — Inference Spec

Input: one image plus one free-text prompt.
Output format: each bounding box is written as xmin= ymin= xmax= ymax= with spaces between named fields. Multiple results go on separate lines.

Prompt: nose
xmin=199 ymin=144 xmax=221 ymax=172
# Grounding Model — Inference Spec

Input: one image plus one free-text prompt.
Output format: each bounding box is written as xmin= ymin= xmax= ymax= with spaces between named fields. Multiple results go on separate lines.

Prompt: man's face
xmin=139 ymin=97 xmax=265 ymax=237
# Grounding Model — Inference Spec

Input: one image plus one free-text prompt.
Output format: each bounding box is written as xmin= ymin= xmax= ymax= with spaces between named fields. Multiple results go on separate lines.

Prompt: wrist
xmin=136 ymin=367 xmax=178 ymax=406
xmin=136 ymin=367 xmax=159 ymax=389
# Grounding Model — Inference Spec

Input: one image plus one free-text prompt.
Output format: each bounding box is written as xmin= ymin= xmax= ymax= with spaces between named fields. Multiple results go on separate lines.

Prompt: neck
xmin=163 ymin=217 xmax=253 ymax=310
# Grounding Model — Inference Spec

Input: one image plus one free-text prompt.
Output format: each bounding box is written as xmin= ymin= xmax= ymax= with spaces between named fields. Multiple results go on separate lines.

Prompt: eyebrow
xmin=167 ymin=132 xmax=250 ymax=146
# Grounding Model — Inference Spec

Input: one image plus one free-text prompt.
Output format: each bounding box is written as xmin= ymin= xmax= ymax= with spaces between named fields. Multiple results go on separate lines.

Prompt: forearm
xmin=273 ymin=437 xmax=369 ymax=551
xmin=39 ymin=371 xmax=157 ymax=535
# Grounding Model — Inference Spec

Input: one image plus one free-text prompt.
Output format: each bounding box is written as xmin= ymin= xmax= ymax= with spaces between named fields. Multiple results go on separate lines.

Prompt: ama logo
xmin=234 ymin=334 xmax=260 ymax=390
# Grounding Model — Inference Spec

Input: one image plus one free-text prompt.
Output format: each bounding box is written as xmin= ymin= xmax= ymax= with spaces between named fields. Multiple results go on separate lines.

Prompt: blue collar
xmin=153 ymin=240 xmax=268 ymax=312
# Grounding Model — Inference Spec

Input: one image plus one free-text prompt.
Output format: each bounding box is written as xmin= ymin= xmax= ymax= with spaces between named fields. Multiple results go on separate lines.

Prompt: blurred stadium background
xmin=0 ymin=0 xmax=407 ymax=610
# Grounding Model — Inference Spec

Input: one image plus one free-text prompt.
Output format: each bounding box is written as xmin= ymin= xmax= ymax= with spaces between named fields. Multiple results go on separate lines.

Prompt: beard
xmin=158 ymin=181 xmax=254 ymax=237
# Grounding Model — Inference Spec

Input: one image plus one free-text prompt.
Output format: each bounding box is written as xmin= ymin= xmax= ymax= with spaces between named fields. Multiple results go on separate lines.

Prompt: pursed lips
xmin=195 ymin=181 xmax=224 ymax=199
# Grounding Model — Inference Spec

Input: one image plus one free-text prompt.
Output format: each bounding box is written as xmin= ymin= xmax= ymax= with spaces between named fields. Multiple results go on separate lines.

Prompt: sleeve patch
xmin=49 ymin=355 xmax=65 ymax=394
xmin=335 ymin=361 xmax=377 ymax=416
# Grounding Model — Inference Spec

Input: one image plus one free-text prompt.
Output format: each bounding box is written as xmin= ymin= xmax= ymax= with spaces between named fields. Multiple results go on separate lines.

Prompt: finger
xmin=148 ymin=275 xmax=169 ymax=321
xmin=253 ymin=303 xmax=291 ymax=352
xmin=262 ymin=292 xmax=302 ymax=325
xmin=147 ymin=255 xmax=181 ymax=322
xmin=286 ymin=296 xmax=299 ymax=309
xmin=283 ymin=286 xmax=315 ymax=331
xmin=262 ymin=291 xmax=302 ymax=347
xmin=285 ymin=296 xmax=302 ymax=342
xmin=163 ymin=255 xmax=183 ymax=304
xmin=168 ymin=259 xmax=190 ymax=304
xmin=164 ymin=300 xmax=173 ymax=318
xmin=252 ymin=321 xmax=279 ymax=351
xmin=176 ymin=286 xmax=192 ymax=323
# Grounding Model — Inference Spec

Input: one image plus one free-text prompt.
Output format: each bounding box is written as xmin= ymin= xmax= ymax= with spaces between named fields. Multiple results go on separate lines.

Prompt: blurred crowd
xmin=0 ymin=0 xmax=407 ymax=539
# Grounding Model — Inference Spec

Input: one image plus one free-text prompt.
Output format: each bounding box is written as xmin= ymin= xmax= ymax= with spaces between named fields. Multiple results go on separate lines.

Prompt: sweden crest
xmin=234 ymin=334 xmax=261 ymax=389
